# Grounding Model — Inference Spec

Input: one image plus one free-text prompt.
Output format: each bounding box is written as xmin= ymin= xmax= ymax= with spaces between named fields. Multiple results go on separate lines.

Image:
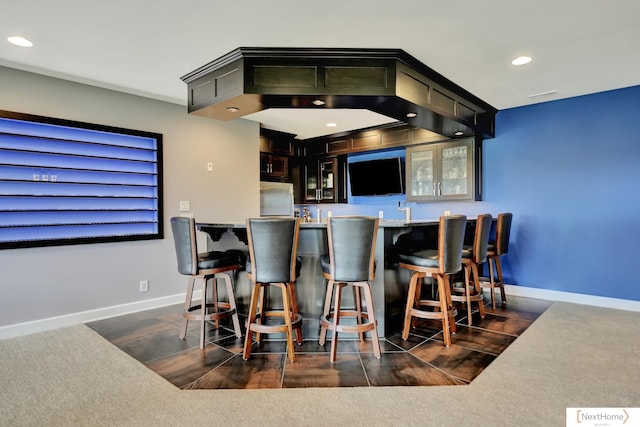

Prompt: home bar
xmin=180 ymin=47 xmax=499 ymax=341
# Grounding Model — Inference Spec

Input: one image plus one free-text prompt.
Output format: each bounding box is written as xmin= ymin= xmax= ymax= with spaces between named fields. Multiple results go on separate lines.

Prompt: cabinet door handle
xmin=438 ymin=182 xmax=441 ymax=196
xmin=433 ymin=183 xmax=436 ymax=197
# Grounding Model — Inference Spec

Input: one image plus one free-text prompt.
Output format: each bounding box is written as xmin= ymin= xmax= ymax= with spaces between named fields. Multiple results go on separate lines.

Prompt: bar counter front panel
xmin=198 ymin=219 xmax=471 ymax=339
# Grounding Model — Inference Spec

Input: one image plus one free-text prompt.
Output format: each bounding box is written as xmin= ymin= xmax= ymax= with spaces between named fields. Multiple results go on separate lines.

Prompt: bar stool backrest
xmin=496 ymin=213 xmax=513 ymax=256
xmin=171 ymin=217 xmax=199 ymax=276
xmin=473 ymin=214 xmax=493 ymax=264
xmin=246 ymin=217 xmax=300 ymax=283
xmin=327 ymin=216 xmax=378 ymax=282
xmin=438 ymin=215 xmax=467 ymax=274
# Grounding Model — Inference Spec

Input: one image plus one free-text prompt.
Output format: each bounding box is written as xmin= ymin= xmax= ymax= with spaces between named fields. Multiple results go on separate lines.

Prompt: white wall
xmin=0 ymin=66 xmax=260 ymax=328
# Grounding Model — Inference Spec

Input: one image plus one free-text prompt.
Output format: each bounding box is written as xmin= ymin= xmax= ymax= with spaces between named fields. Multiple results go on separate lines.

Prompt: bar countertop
xmin=197 ymin=218 xmax=443 ymax=229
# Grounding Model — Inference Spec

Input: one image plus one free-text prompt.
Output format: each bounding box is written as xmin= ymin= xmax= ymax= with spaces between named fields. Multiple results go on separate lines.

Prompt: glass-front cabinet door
xmin=407 ymin=144 xmax=437 ymax=201
xmin=304 ymin=161 xmax=319 ymax=202
xmin=319 ymin=159 xmax=335 ymax=201
xmin=440 ymin=142 xmax=472 ymax=198
xmin=303 ymin=157 xmax=338 ymax=203
xmin=406 ymin=138 xmax=474 ymax=202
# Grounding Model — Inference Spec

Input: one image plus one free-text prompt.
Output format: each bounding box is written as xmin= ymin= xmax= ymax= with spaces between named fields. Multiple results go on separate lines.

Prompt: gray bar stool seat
xmin=243 ymin=218 xmax=302 ymax=363
xmin=398 ymin=215 xmax=467 ymax=347
xmin=319 ymin=216 xmax=381 ymax=363
xmin=170 ymin=217 xmax=243 ymax=349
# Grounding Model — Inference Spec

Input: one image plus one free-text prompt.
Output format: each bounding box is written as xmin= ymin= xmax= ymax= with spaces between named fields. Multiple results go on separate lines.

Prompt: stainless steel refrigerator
xmin=259 ymin=181 xmax=294 ymax=217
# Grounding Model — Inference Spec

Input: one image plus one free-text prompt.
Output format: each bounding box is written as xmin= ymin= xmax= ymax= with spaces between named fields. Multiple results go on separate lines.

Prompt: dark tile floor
xmin=86 ymin=295 xmax=552 ymax=390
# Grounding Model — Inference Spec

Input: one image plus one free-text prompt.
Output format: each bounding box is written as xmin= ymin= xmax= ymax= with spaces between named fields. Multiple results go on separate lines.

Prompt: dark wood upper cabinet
xmin=259 ymin=129 xmax=295 ymax=182
xmin=181 ymin=48 xmax=497 ymax=140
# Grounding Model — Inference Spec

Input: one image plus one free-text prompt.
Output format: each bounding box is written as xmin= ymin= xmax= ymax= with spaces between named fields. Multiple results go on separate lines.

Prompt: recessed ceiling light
xmin=406 ymin=112 xmax=417 ymax=118
xmin=312 ymin=99 xmax=326 ymax=106
xmin=326 ymin=122 xmax=337 ymax=127
xmin=512 ymin=56 xmax=532 ymax=66
xmin=226 ymin=106 xmax=240 ymax=113
xmin=8 ymin=36 xmax=33 ymax=47
xmin=454 ymin=131 xmax=464 ymax=136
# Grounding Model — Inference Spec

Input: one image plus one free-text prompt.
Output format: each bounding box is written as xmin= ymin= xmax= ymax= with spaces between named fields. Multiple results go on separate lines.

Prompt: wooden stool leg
xmin=280 ymin=283 xmax=295 ymax=363
xmin=354 ymin=286 xmax=364 ymax=341
xmin=212 ymin=276 xmax=219 ymax=329
xmin=495 ymin=256 xmax=507 ymax=305
xmin=319 ymin=280 xmax=334 ymax=345
xmin=200 ymin=278 xmax=209 ymax=349
xmin=222 ymin=272 xmax=242 ymax=338
xmin=437 ymin=274 xmax=451 ymax=347
xmin=463 ymin=264 xmax=473 ymax=326
xmin=411 ymin=276 xmax=423 ymax=329
xmin=402 ymin=272 xmax=419 ymax=340
xmin=180 ymin=276 xmax=195 ymax=340
xmin=472 ymin=263 xmax=485 ymax=319
xmin=288 ymin=281 xmax=303 ymax=345
xmin=243 ymin=282 xmax=261 ymax=360
xmin=256 ymin=286 xmax=265 ymax=343
xmin=443 ymin=274 xmax=457 ymax=335
xmin=361 ymin=282 xmax=381 ymax=359
xmin=488 ymin=257 xmax=497 ymax=309
xmin=330 ymin=284 xmax=343 ymax=363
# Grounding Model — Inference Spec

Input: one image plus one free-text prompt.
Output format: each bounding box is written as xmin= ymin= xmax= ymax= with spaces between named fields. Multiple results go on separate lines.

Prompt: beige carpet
xmin=1 ymin=302 xmax=638 ymax=426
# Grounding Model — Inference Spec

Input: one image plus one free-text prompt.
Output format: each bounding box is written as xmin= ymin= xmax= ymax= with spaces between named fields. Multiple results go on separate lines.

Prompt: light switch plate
xmin=179 ymin=200 xmax=190 ymax=211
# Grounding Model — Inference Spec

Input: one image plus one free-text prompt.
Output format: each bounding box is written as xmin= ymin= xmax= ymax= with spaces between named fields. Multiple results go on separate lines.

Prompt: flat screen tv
xmin=348 ymin=157 xmax=405 ymax=196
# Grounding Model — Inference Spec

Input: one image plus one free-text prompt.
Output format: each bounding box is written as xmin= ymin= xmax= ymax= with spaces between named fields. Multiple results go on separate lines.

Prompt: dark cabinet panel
xmin=261 ymin=153 xmax=289 ymax=181
xmin=380 ymin=127 xmax=411 ymax=147
xmin=325 ymin=66 xmax=389 ymax=91
xmin=260 ymin=131 xmax=294 ymax=155
xmin=352 ymin=134 xmax=379 ymax=151
xmin=327 ymin=139 xmax=352 ymax=154
xmin=253 ymin=66 xmax=318 ymax=89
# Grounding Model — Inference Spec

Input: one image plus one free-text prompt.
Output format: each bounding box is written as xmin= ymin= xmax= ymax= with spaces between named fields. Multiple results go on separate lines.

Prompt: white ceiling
xmin=2 ymin=1 xmax=639 ymax=139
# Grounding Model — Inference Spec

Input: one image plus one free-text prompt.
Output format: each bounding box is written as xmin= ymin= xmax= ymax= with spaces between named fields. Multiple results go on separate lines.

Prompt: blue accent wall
xmin=485 ymin=85 xmax=640 ymax=301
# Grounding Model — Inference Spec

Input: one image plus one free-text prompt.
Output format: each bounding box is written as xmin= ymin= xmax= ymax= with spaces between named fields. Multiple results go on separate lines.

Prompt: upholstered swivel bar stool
xmin=451 ymin=213 xmax=492 ymax=325
xmin=319 ymin=216 xmax=381 ymax=363
xmin=170 ymin=217 xmax=243 ymax=349
xmin=481 ymin=212 xmax=513 ymax=309
xmin=398 ymin=215 xmax=467 ymax=347
xmin=243 ymin=217 xmax=302 ymax=363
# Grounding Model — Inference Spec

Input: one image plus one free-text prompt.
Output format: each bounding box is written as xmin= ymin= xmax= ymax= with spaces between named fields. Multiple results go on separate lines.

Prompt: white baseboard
xmin=0 ymin=291 xmax=201 ymax=341
xmin=2 ymin=286 xmax=638 ymax=341
xmin=502 ymin=284 xmax=640 ymax=312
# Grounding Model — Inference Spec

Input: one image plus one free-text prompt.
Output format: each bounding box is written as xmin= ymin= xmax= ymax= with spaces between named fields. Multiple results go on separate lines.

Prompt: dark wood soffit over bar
xmin=180 ymin=47 xmax=497 ymax=139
